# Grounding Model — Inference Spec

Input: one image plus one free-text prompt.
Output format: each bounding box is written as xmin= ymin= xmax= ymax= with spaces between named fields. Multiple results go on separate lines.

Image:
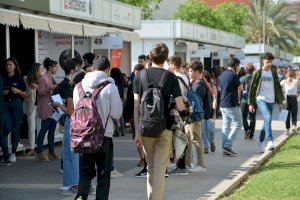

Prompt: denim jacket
xmin=248 ymin=68 xmax=285 ymax=106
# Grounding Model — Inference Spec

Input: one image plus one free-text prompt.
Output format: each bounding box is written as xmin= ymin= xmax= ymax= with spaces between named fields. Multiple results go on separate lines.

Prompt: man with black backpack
xmin=73 ymin=56 xmax=123 ymax=200
xmin=240 ymin=64 xmax=256 ymax=139
xmin=186 ymin=61 xmax=207 ymax=173
xmin=133 ymin=43 xmax=185 ymax=200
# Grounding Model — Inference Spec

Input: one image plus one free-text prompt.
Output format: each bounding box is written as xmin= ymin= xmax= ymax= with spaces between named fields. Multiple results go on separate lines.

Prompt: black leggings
xmin=286 ymin=95 xmax=298 ymax=129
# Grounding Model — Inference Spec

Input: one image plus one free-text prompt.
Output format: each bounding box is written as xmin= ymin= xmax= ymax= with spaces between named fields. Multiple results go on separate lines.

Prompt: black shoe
xmin=210 ymin=143 xmax=216 ymax=152
xmin=0 ymin=158 xmax=12 ymax=166
xmin=113 ymin=132 xmax=119 ymax=137
xmin=204 ymin=148 xmax=209 ymax=154
xmin=223 ymin=148 xmax=238 ymax=157
xmin=244 ymin=130 xmax=251 ymax=139
xmin=134 ymin=168 xmax=147 ymax=178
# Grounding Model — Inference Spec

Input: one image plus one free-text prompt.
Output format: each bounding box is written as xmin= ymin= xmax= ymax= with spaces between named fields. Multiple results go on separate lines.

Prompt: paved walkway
xmin=0 ymin=108 xmax=293 ymax=200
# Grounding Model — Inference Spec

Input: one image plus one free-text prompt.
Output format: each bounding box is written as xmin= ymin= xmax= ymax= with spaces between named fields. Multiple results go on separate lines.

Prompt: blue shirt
xmin=220 ymin=69 xmax=241 ymax=108
xmin=3 ymin=74 xmax=26 ymax=102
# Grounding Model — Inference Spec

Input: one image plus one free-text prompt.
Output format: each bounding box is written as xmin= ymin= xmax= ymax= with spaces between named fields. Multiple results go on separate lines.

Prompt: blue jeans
xmin=201 ymin=119 xmax=215 ymax=150
xmin=63 ymin=117 xmax=79 ymax=187
xmin=2 ymin=99 xmax=23 ymax=155
xmin=256 ymin=100 xmax=274 ymax=143
xmin=37 ymin=118 xmax=57 ymax=153
xmin=220 ymin=107 xmax=242 ymax=150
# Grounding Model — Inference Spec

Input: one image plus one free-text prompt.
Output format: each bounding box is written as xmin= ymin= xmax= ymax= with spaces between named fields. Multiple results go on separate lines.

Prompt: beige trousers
xmin=185 ymin=121 xmax=205 ymax=167
xmin=142 ymin=129 xmax=173 ymax=200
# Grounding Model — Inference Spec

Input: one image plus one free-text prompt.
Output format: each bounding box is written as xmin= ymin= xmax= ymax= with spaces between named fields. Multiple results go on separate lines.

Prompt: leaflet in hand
xmin=51 ymin=94 xmax=64 ymax=114
xmin=277 ymin=109 xmax=288 ymax=122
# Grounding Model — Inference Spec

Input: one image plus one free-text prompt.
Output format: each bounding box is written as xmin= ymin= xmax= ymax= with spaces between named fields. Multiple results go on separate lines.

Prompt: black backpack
xmin=139 ymin=69 xmax=168 ymax=138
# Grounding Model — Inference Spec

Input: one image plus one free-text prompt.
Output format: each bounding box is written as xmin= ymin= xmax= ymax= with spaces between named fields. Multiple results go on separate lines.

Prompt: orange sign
xmin=110 ymin=49 xmax=122 ymax=68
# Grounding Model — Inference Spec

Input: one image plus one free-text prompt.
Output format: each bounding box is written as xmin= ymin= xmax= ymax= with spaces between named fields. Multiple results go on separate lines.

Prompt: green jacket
xmin=248 ymin=68 xmax=285 ymax=106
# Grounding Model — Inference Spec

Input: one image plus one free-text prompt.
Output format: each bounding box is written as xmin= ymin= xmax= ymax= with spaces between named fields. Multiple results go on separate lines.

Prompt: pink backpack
xmin=70 ymin=81 xmax=110 ymax=153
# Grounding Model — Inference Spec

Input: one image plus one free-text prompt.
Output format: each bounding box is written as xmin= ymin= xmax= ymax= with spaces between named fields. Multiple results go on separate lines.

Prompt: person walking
xmin=240 ymin=64 xmax=256 ymax=139
xmin=248 ymin=52 xmax=285 ymax=153
xmin=23 ymin=63 xmax=43 ymax=156
xmin=74 ymin=56 xmax=123 ymax=200
xmin=133 ymin=43 xmax=184 ymax=200
xmin=280 ymin=67 xmax=299 ymax=135
xmin=201 ymin=70 xmax=217 ymax=153
xmin=167 ymin=55 xmax=189 ymax=175
xmin=186 ymin=60 xmax=207 ymax=172
xmin=1 ymin=58 xmax=27 ymax=163
xmin=36 ymin=58 xmax=59 ymax=161
xmin=219 ymin=58 xmax=243 ymax=156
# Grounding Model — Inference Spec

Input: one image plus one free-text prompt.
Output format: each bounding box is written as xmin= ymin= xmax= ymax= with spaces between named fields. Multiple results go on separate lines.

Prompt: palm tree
xmin=245 ymin=0 xmax=300 ymax=51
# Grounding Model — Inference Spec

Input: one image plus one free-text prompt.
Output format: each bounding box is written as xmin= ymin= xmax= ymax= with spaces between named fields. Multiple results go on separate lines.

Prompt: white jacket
xmin=73 ymin=71 xmax=123 ymax=138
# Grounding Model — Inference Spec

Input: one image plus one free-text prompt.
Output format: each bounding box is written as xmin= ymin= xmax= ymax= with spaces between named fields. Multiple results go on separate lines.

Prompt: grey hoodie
xmin=73 ymin=71 xmax=123 ymax=138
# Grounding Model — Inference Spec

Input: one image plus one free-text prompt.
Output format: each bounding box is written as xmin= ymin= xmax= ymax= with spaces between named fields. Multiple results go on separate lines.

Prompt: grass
xmin=224 ymin=134 xmax=300 ymax=200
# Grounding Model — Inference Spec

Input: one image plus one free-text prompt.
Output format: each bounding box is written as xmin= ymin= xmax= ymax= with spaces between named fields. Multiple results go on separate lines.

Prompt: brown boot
xmin=25 ymin=150 xmax=34 ymax=156
xmin=48 ymin=152 xmax=60 ymax=160
xmin=36 ymin=153 xmax=49 ymax=162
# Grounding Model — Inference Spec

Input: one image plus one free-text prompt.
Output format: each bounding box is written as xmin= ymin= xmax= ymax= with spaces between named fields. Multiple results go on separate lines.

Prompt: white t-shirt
xmin=174 ymin=72 xmax=189 ymax=97
xmin=281 ymin=79 xmax=298 ymax=96
xmin=257 ymin=70 xmax=275 ymax=103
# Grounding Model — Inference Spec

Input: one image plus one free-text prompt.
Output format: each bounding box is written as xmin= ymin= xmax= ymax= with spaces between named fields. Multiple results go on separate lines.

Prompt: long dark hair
xmin=110 ymin=68 xmax=123 ymax=86
xmin=5 ymin=57 xmax=21 ymax=77
xmin=27 ymin=63 xmax=41 ymax=85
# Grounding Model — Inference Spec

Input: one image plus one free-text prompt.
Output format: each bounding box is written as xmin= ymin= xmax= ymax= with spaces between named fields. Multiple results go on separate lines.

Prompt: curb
xmin=199 ymin=132 xmax=293 ymax=200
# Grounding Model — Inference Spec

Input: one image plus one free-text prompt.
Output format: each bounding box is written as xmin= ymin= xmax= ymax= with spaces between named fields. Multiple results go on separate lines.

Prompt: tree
xmin=291 ymin=44 xmax=300 ymax=56
xmin=215 ymin=3 xmax=248 ymax=36
xmin=173 ymin=0 xmax=248 ymax=36
xmin=245 ymin=0 xmax=300 ymax=51
xmin=118 ymin=0 xmax=162 ymax=19
xmin=173 ymin=0 xmax=217 ymax=29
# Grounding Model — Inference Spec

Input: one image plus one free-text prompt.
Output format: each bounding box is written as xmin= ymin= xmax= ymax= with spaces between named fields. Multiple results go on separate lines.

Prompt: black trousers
xmin=75 ymin=137 xmax=113 ymax=200
xmin=286 ymin=95 xmax=298 ymax=129
xmin=240 ymin=102 xmax=256 ymax=136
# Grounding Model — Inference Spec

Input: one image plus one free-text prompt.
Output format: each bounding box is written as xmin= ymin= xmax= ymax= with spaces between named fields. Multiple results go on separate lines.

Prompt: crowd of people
xmin=0 ymin=43 xmax=299 ymax=200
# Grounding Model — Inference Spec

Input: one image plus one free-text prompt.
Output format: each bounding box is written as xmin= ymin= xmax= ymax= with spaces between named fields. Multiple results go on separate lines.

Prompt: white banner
xmin=191 ymin=48 xmax=210 ymax=58
xmin=92 ymin=36 xmax=123 ymax=50
xmin=38 ymin=31 xmax=91 ymax=83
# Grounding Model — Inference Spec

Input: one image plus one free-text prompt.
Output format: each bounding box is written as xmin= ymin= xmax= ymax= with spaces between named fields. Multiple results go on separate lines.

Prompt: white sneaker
xmin=267 ymin=141 xmax=276 ymax=150
xmin=111 ymin=169 xmax=123 ymax=177
xmin=60 ymin=186 xmax=71 ymax=191
xmin=285 ymin=129 xmax=290 ymax=136
xmin=258 ymin=142 xmax=265 ymax=153
xmin=188 ymin=165 xmax=206 ymax=173
xmin=9 ymin=153 xmax=16 ymax=163
xmin=291 ymin=126 xmax=297 ymax=134
xmin=167 ymin=162 xmax=176 ymax=170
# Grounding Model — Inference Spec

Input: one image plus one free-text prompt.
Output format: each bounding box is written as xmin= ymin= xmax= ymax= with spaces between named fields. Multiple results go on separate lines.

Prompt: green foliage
xmin=245 ymin=0 xmax=300 ymax=51
xmin=215 ymin=3 xmax=248 ymax=36
xmin=173 ymin=0 xmax=217 ymax=29
xmin=291 ymin=44 xmax=300 ymax=56
xmin=173 ymin=0 xmax=248 ymax=36
xmin=118 ymin=0 xmax=162 ymax=19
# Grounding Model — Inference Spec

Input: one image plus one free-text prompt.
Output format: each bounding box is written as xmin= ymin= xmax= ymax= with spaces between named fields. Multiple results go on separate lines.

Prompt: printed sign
xmin=63 ymin=0 xmax=93 ymax=17
xmin=92 ymin=35 xmax=123 ymax=50
xmin=38 ymin=31 xmax=91 ymax=83
xmin=110 ymin=49 xmax=122 ymax=68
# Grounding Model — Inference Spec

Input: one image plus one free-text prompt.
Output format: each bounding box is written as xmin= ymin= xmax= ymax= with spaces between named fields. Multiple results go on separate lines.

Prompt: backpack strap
xmin=158 ymin=70 xmax=168 ymax=89
xmin=77 ymin=82 xmax=84 ymax=98
xmin=177 ymin=76 xmax=190 ymax=91
xmin=92 ymin=81 xmax=111 ymax=100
